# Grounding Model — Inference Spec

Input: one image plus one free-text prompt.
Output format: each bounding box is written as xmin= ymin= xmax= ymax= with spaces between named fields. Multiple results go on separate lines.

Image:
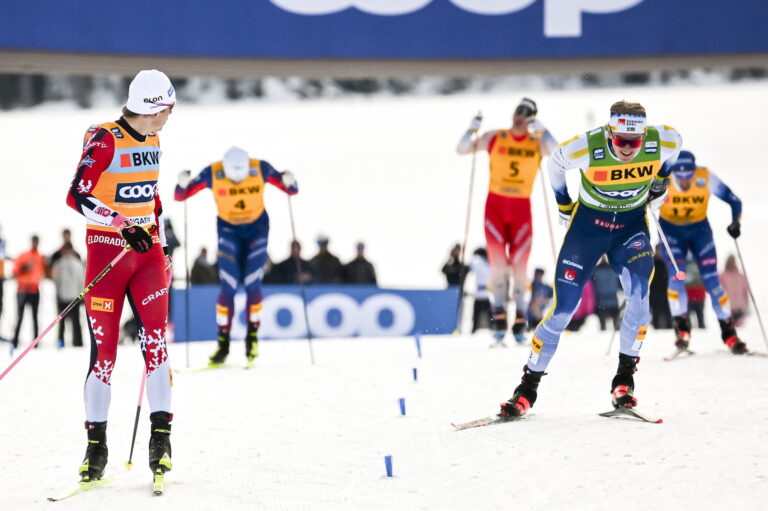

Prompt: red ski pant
xmin=483 ymin=193 xmax=533 ymax=314
xmin=83 ymin=230 xmax=171 ymax=423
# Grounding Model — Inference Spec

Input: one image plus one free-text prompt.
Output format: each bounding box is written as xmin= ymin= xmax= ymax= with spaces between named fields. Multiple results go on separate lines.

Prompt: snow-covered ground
xmin=1 ymin=327 xmax=767 ymax=510
xmin=0 ymin=81 xmax=767 ymax=509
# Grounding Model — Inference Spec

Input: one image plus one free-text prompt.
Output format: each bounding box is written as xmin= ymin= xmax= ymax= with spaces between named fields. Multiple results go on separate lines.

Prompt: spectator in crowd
xmin=51 ymin=242 xmax=85 ymax=347
xmin=685 ymin=258 xmax=706 ymax=328
xmin=343 ymin=242 xmax=377 ymax=285
xmin=48 ymin=228 xmax=81 ymax=276
xmin=163 ymin=218 xmax=181 ymax=260
xmin=468 ymin=247 xmax=491 ymax=332
xmin=441 ymin=243 xmax=467 ymax=287
xmin=190 ymin=247 xmax=219 ymax=285
xmin=526 ymin=268 xmax=553 ymax=330
xmin=566 ymin=279 xmax=595 ymax=332
xmin=266 ymin=241 xmax=315 ymax=284
xmin=649 ymin=246 xmax=672 ymax=329
xmin=592 ymin=256 xmax=621 ymax=331
xmin=12 ymin=234 xmax=46 ymax=348
xmin=720 ymin=254 xmax=749 ymax=327
xmin=311 ymin=235 xmax=344 ymax=284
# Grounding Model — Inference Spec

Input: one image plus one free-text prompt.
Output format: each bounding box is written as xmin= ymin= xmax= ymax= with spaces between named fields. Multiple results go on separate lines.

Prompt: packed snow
xmin=0 ymin=81 xmax=767 ymax=509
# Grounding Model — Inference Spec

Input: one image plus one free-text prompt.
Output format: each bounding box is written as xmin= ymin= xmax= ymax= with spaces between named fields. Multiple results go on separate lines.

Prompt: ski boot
xmin=498 ymin=366 xmax=544 ymax=419
xmin=245 ymin=322 xmax=259 ymax=366
xmin=209 ymin=327 xmax=230 ymax=365
xmin=611 ymin=353 xmax=639 ymax=409
xmin=672 ymin=315 xmax=691 ymax=350
xmin=511 ymin=311 xmax=527 ymax=344
xmin=719 ymin=318 xmax=748 ymax=355
xmin=490 ymin=307 xmax=508 ymax=347
xmin=79 ymin=421 xmax=108 ymax=482
xmin=149 ymin=412 xmax=172 ymax=474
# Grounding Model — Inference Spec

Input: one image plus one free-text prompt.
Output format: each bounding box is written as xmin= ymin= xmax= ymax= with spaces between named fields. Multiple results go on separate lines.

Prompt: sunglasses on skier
xmin=611 ymin=135 xmax=644 ymax=149
xmin=514 ymin=105 xmax=535 ymax=118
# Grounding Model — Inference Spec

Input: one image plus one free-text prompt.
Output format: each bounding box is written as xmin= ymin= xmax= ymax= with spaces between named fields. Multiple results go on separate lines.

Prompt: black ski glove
xmin=727 ymin=221 xmax=741 ymax=239
xmin=120 ymin=224 xmax=153 ymax=253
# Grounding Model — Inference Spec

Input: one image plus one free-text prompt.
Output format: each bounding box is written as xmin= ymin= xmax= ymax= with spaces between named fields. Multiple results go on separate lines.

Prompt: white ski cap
xmin=222 ymin=146 xmax=250 ymax=183
xmin=125 ymin=69 xmax=176 ymax=115
xmin=609 ymin=113 xmax=646 ymax=134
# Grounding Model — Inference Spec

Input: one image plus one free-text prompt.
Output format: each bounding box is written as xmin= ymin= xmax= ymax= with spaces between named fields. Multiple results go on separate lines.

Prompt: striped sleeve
xmin=66 ymin=128 xmax=120 ymax=227
xmin=656 ymin=125 xmax=683 ymax=178
xmin=264 ymin=160 xmax=298 ymax=195
xmin=547 ymin=133 xmax=589 ymax=207
xmin=710 ymin=171 xmax=742 ymax=223
xmin=175 ymin=166 xmax=212 ymax=201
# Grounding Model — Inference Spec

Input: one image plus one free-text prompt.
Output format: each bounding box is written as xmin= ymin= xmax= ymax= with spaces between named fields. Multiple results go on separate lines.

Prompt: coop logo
xmin=593 ymin=185 xmax=644 ymax=199
xmin=115 ymin=181 xmax=157 ymax=203
xmin=270 ymin=0 xmax=645 ymax=36
xmin=261 ymin=293 xmax=416 ymax=338
xmin=91 ymin=297 xmax=115 ymax=312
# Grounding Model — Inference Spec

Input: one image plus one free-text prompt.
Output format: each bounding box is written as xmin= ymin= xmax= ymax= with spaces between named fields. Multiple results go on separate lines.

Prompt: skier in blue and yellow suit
xmin=175 ymin=146 xmax=298 ymax=365
xmin=659 ymin=150 xmax=747 ymax=354
xmin=496 ymin=101 xmax=682 ymax=420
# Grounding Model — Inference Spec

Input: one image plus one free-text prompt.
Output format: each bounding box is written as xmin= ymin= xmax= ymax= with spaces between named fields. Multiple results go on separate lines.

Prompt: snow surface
xmin=0 ymin=82 xmax=767 ymax=509
xmin=1 ymin=329 xmax=767 ymax=510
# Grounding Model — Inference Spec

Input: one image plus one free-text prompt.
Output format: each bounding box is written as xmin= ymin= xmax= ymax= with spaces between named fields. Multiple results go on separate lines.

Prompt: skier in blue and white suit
xmin=497 ymin=100 xmax=681 ymax=420
xmin=658 ymin=150 xmax=748 ymax=354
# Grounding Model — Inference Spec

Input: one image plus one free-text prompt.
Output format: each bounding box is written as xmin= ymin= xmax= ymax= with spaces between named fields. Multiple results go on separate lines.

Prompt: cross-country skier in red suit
xmin=457 ymin=98 xmax=558 ymax=345
xmin=66 ymin=70 xmax=175 ymax=484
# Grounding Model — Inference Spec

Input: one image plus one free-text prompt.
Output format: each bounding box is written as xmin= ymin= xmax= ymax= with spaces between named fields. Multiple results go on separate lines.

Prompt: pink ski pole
xmin=0 ymin=246 xmax=130 ymax=381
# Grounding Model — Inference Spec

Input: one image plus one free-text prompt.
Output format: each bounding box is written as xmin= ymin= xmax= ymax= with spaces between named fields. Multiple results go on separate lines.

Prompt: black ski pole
xmin=124 ymin=368 xmax=147 ymax=469
xmin=733 ymin=238 xmax=768 ymax=348
xmin=287 ymin=195 xmax=315 ymax=365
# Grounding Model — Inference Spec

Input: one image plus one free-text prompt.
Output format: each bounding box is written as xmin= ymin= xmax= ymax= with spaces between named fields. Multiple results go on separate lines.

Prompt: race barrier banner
xmin=2 ymin=1 xmax=767 ymax=59
xmin=171 ymin=285 xmax=459 ymax=341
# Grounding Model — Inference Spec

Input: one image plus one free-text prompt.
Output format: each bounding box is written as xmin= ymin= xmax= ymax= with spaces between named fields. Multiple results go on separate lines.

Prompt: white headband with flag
xmin=609 ymin=113 xmax=647 ymax=134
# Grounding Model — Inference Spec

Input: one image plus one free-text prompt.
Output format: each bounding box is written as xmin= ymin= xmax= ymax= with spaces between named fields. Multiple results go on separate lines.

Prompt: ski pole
xmin=287 ymin=194 xmax=316 ymax=365
xmin=453 ymin=111 xmax=481 ymax=334
xmin=125 ymin=367 xmax=147 ymax=469
xmin=0 ymin=246 xmax=130 ymax=381
xmin=649 ymin=212 xmax=686 ymax=281
xmin=733 ymin=238 xmax=768 ymax=348
xmin=538 ymin=165 xmax=558 ymax=265
xmin=183 ymin=187 xmax=191 ymax=368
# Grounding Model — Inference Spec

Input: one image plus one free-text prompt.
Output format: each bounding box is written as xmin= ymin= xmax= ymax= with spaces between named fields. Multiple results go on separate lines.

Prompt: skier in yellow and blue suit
xmin=659 ymin=150 xmax=747 ymax=354
xmin=175 ymin=147 xmax=298 ymax=366
xmin=497 ymin=101 xmax=682 ymax=419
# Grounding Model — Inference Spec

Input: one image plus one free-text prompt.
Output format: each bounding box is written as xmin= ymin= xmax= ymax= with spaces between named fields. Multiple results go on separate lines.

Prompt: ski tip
xmin=653 ymin=418 xmax=664 ymax=424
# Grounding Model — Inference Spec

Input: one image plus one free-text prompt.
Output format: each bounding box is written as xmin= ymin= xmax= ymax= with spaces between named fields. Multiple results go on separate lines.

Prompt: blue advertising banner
xmin=2 ymin=1 xmax=767 ymax=60
xmin=171 ymin=285 xmax=459 ymax=341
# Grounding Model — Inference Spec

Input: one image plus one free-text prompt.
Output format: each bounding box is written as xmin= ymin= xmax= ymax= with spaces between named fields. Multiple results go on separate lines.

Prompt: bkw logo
xmin=270 ymin=0 xmax=645 ymax=36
